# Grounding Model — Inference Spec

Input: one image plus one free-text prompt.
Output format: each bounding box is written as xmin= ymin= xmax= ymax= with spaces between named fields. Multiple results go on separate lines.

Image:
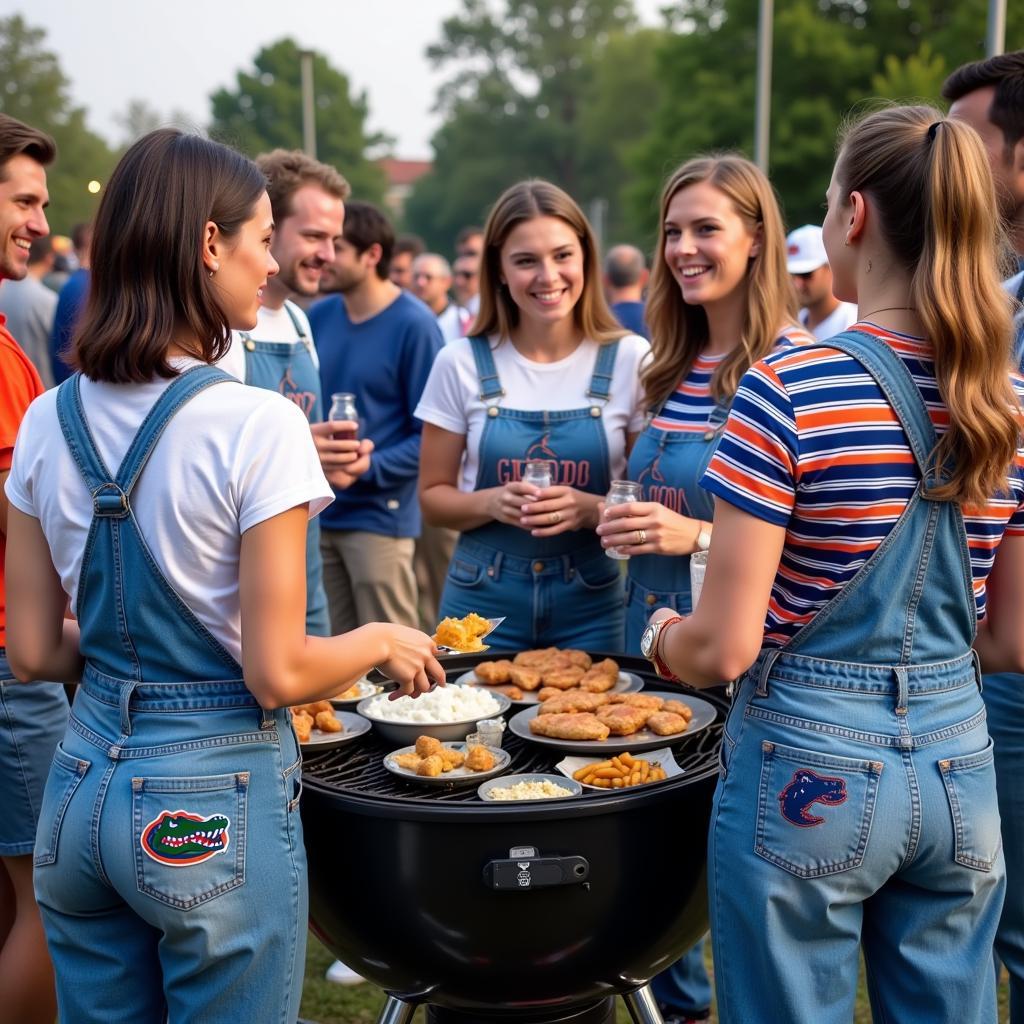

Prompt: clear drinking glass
xmin=605 ymin=480 xmax=643 ymax=560
xmin=328 ymin=392 xmax=360 ymax=440
xmin=476 ymin=718 xmax=505 ymax=748
xmin=689 ymin=549 xmax=708 ymax=608
xmin=522 ymin=460 xmax=553 ymax=489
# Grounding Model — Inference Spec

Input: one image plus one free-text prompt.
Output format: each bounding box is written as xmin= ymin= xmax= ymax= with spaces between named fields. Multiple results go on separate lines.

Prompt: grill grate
xmin=301 ymin=660 xmax=728 ymax=806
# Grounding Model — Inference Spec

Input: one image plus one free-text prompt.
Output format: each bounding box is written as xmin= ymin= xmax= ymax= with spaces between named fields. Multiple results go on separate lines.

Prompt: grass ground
xmin=299 ymin=933 xmax=1011 ymax=1023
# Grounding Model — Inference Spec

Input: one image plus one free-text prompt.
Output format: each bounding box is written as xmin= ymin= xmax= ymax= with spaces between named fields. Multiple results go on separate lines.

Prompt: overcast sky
xmin=6 ymin=0 xmax=668 ymax=159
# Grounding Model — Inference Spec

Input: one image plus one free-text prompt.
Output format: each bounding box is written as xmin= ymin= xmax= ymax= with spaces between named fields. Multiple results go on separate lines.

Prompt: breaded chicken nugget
xmin=591 ymin=658 xmax=620 ymax=679
xmin=528 ymin=712 xmax=610 ymax=741
xmin=537 ymin=687 xmax=563 ymax=702
xmin=509 ymin=666 xmax=543 ymax=691
xmin=610 ymin=693 xmax=665 ymax=711
xmin=514 ymin=648 xmax=560 ymax=668
xmin=539 ymin=691 xmax=610 ymax=715
xmin=438 ymin=746 xmax=466 ymax=770
xmin=596 ymin=704 xmax=649 ymax=736
xmin=562 ymin=649 xmax=593 ymax=670
xmin=291 ymin=711 xmax=313 ymax=743
xmin=393 ymin=752 xmax=422 ymax=770
xmin=415 ymin=735 xmax=443 ymax=758
xmin=661 ymin=699 xmax=694 ymax=721
xmin=475 ymin=659 xmax=514 ymax=684
xmin=540 ymin=666 xmax=586 ymax=690
xmin=465 ymin=745 xmax=497 ymax=771
xmin=417 ymin=755 xmax=444 ymax=777
xmin=647 ymin=711 xmax=690 ymax=736
xmin=580 ymin=668 xmax=617 ymax=693
xmin=491 ymin=684 xmax=523 ymax=700
xmin=314 ymin=710 xmax=343 ymax=733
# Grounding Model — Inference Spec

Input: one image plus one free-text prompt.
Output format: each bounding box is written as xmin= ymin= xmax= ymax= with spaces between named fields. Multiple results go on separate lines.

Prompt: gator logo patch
xmin=778 ymin=769 xmax=847 ymax=828
xmin=141 ymin=810 xmax=230 ymax=866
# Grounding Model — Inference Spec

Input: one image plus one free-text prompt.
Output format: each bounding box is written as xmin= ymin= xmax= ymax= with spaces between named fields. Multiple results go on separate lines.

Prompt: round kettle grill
xmin=300 ymin=652 xmax=727 ymax=1024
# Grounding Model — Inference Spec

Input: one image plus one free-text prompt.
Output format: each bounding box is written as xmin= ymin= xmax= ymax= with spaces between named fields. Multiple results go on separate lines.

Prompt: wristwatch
xmin=640 ymin=615 xmax=683 ymax=681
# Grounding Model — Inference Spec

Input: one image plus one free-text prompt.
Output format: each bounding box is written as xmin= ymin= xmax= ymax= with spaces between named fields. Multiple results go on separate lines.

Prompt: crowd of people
xmin=1 ymin=46 xmax=1024 ymax=1024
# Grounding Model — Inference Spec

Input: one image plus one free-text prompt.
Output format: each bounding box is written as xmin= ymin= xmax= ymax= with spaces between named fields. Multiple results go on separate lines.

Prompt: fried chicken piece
xmin=475 ymin=659 xmax=514 ymax=685
xmin=417 ymin=755 xmax=444 ymax=777
xmin=596 ymin=704 xmax=649 ymax=736
xmin=393 ymin=752 xmax=422 ymax=770
xmin=661 ymin=699 xmax=694 ymax=722
xmin=528 ymin=712 xmax=610 ymax=741
xmin=514 ymin=647 xmax=561 ymax=668
xmin=537 ymin=687 xmax=563 ymax=702
xmin=562 ymin=649 xmax=593 ymax=670
xmin=415 ymin=735 xmax=443 ymax=758
xmin=591 ymin=658 xmax=620 ymax=679
xmin=294 ymin=699 xmax=333 ymax=717
xmin=540 ymin=666 xmax=586 ymax=690
xmin=291 ymin=711 xmax=313 ymax=743
xmin=580 ymin=667 xmax=618 ymax=693
xmin=539 ymin=691 xmax=611 ymax=715
xmin=646 ymin=711 xmax=690 ymax=736
xmin=509 ymin=666 xmax=543 ymax=691
xmin=538 ymin=651 xmax=573 ymax=672
xmin=490 ymin=684 xmax=524 ymax=700
xmin=609 ymin=693 xmax=665 ymax=711
xmin=314 ymin=710 xmax=343 ymax=733
xmin=438 ymin=746 xmax=465 ymax=771
xmin=465 ymin=745 xmax=497 ymax=771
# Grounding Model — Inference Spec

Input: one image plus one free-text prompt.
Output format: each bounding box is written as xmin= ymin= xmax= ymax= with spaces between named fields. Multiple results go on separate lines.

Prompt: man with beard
xmin=310 ymin=201 xmax=442 ymax=638
xmin=217 ymin=149 xmax=351 ymax=636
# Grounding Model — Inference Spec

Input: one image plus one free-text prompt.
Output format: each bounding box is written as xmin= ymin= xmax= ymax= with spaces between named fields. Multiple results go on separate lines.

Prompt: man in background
xmin=49 ymin=220 xmax=92 ymax=384
xmin=451 ymin=253 xmax=479 ymax=330
xmin=944 ymin=50 xmax=1024 ymax=1022
xmin=309 ymin=202 xmax=443 ymax=638
xmin=411 ymin=252 xmax=465 ymax=343
xmin=785 ymin=224 xmax=857 ymax=340
xmin=604 ymin=244 xmax=649 ymax=339
xmin=0 ymin=235 xmax=56 ymax=387
xmin=388 ymin=233 xmax=425 ymax=291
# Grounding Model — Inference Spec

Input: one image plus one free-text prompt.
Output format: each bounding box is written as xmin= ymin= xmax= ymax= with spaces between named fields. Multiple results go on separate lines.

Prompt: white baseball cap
xmin=786 ymin=224 xmax=828 ymax=274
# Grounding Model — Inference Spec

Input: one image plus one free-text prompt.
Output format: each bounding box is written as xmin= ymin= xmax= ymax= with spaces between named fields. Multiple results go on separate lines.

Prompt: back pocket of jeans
xmin=34 ymin=743 xmax=90 ymax=868
xmin=755 ymin=740 xmax=883 ymax=878
xmin=939 ymin=740 xmax=1001 ymax=872
xmin=132 ymin=772 xmax=248 ymax=909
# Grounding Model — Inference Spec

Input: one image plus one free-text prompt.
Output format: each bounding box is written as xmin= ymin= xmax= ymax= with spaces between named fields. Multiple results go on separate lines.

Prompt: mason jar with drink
xmin=522 ymin=459 xmax=553 ymax=490
xmin=604 ymin=480 xmax=643 ymax=560
xmin=328 ymin=392 xmax=360 ymax=440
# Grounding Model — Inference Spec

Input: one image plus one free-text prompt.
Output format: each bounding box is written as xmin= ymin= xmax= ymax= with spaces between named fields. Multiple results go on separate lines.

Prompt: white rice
xmin=363 ymin=685 xmax=501 ymax=723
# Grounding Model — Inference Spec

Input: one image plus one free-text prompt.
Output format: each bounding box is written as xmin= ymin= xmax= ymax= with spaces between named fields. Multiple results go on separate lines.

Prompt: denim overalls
xmin=240 ymin=302 xmax=330 ymax=636
xmin=33 ymin=367 xmax=308 ymax=1024
xmin=709 ymin=331 xmax=1005 ymax=1024
xmin=627 ymin=412 xmax=727 ymax=1018
xmin=438 ymin=336 xmax=625 ymax=651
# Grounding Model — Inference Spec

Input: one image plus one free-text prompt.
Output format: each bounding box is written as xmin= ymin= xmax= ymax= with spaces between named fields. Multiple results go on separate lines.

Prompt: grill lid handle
xmin=483 ymin=848 xmax=589 ymax=891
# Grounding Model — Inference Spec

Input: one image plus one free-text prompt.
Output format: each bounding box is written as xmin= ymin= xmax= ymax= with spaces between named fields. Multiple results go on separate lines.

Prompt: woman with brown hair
xmin=417 ymin=179 xmax=649 ymax=651
xmin=596 ymin=154 xmax=810 ymax=1022
xmin=647 ymin=106 xmax=1024 ymax=1023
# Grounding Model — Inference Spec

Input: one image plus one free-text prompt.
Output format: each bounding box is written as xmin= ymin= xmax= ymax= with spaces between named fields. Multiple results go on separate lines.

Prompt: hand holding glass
xmin=329 ymin=392 xmax=361 ymax=440
xmin=604 ymin=480 xmax=643 ymax=560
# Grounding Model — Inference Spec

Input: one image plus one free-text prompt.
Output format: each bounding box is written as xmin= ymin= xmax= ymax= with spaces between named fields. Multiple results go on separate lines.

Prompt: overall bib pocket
xmin=132 ymin=772 xmax=248 ymax=909
xmin=938 ymin=739 xmax=1002 ymax=872
xmin=34 ymin=743 xmax=90 ymax=868
xmin=755 ymin=740 xmax=883 ymax=878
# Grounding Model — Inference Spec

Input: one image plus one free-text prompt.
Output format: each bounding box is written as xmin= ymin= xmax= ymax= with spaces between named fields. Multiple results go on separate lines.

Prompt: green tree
xmin=0 ymin=15 xmax=116 ymax=233
xmin=115 ymin=99 xmax=196 ymax=148
xmin=209 ymin=38 xmax=386 ymax=203
xmin=405 ymin=0 xmax=653 ymax=251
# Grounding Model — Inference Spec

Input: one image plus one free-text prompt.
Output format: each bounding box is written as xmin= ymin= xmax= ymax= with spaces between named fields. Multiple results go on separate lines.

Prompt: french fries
xmin=572 ymin=751 xmax=667 ymax=789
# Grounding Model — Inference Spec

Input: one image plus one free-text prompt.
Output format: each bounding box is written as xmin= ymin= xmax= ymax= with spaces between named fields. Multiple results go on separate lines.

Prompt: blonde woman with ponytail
xmin=646 ymin=107 xmax=1024 ymax=1023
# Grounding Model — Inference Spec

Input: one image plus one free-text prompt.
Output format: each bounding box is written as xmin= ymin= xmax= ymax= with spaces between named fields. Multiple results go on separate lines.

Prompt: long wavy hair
xmin=643 ymin=154 xmax=797 ymax=412
xmin=471 ymin=180 xmax=625 ymax=344
xmin=835 ymin=105 xmax=1020 ymax=506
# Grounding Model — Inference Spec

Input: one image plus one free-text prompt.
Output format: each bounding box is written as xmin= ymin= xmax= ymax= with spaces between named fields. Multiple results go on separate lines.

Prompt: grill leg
xmin=621 ymin=985 xmax=665 ymax=1024
xmin=376 ymin=995 xmax=417 ymax=1024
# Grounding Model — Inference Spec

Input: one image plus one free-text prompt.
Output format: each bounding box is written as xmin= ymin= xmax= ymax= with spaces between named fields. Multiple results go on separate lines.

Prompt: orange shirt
xmin=0 ymin=313 xmax=45 ymax=646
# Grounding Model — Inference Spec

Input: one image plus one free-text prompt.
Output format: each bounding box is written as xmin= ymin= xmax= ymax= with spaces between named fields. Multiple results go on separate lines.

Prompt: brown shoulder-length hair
xmin=643 ymin=154 xmax=797 ymax=412
xmin=835 ymin=105 xmax=1020 ymax=506
xmin=74 ymin=129 xmax=266 ymax=383
xmin=470 ymin=179 xmax=626 ymax=344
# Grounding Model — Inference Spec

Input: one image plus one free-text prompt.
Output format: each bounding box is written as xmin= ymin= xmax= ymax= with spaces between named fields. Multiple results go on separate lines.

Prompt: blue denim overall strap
xmin=239 ymin=301 xmax=329 ymax=635
xmin=624 ymin=402 xmax=730 ymax=644
xmin=753 ymin=329 xmax=976 ymax=695
xmin=56 ymin=366 xmax=245 ymax=684
xmin=463 ymin=335 xmax=619 ymax=557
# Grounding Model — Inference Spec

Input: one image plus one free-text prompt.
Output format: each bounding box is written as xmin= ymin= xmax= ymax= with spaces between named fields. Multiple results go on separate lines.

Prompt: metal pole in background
xmin=987 ymin=0 xmax=1006 ymax=57
xmin=300 ymin=50 xmax=317 ymax=158
xmin=754 ymin=0 xmax=774 ymax=172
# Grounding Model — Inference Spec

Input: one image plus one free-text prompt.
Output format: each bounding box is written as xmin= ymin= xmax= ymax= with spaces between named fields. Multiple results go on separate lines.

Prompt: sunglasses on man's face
xmin=454 ymin=270 xmax=478 ymax=280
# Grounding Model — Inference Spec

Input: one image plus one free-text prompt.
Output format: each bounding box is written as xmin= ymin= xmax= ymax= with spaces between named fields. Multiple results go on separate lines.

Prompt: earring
xmin=844 ymin=237 xmax=850 ymax=247
xmin=208 ymin=262 xmax=220 ymax=277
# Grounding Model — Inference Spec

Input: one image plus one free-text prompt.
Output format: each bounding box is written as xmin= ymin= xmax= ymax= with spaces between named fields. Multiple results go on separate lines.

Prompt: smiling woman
xmin=416 ymin=179 xmax=650 ymax=652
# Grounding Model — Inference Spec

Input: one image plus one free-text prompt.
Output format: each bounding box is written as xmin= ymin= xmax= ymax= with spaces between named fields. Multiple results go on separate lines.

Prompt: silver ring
xmin=636 ymin=528 xmax=646 ymax=546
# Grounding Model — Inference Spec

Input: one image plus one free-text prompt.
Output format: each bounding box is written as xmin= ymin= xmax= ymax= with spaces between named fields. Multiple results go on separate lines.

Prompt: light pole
xmin=987 ymin=0 xmax=1006 ymax=57
xmin=300 ymin=49 xmax=316 ymax=158
xmin=754 ymin=0 xmax=774 ymax=173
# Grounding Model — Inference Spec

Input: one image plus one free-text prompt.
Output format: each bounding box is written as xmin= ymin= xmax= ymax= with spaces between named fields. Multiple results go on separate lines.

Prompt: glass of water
xmin=605 ymin=480 xmax=643 ymax=560
xmin=522 ymin=460 xmax=553 ymax=489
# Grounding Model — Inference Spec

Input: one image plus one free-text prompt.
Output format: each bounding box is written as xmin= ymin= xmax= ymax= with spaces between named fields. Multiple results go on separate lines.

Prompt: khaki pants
xmin=414 ymin=523 xmax=458 ymax=630
xmin=320 ymin=529 xmax=419 ymax=634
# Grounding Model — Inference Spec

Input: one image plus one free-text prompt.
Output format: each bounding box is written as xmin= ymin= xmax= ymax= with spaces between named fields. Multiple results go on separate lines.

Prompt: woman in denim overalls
xmin=597 ymin=156 xmax=810 ymax=1023
xmin=4 ymin=131 xmax=443 ymax=1024
xmin=419 ymin=181 xmax=648 ymax=652
xmin=650 ymin=107 xmax=1024 ymax=1023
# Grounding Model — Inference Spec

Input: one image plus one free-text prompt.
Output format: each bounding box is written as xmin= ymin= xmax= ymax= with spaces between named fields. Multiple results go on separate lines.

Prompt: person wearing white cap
xmin=786 ymin=224 xmax=857 ymax=340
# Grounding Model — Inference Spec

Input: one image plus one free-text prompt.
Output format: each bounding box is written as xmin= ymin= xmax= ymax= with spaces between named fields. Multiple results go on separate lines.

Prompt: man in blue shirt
xmin=604 ymin=244 xmax=649 ymax=340
xmin=48 ymin=222 xmax=91 ymax=384
xmin=310 ymin=202 xmax=443 ymax=634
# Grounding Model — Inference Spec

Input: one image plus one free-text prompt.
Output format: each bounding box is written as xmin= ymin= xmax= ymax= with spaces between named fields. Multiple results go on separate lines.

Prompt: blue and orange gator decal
xmin=141 ymin=810 xmax=230 ymax=866
xmin=778 ymin=769 xmax=847 ymax=827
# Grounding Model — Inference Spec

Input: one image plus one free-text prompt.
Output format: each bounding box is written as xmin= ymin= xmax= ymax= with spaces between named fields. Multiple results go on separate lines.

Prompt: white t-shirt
xmin=436 ymin=303 xmax=468 ymax=344
xmin=217 ymin=300 xmax=318 ymax=383
xmin=800 ymin=301 xmax=859 ymax=341
xmin=415 ymin=333 xmax=650 ymax=491
xmin=6 ymin=358 xmax=333 ymax=664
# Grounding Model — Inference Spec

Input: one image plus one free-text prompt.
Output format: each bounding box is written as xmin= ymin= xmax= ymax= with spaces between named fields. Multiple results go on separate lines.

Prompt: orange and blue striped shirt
xmin=701 ymin=322 xmax=1024 ymax=647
